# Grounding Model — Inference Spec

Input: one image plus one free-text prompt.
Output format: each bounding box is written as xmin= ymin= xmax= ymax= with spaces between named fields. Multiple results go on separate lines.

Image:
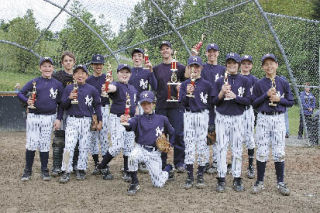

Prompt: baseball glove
xmin=156 ymin=134 xmax=171 ymax=153
xmin=207 ymin=125 xmax=216 ymax=145
xmin=90 ymin=114 xmax=98 ymax=131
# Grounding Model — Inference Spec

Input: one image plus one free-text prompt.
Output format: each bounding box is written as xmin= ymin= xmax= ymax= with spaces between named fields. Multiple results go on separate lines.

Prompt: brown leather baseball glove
xmin=156 ymin=133 xmax=171 ymax=153
xmin=90 ymin=114 xmax=98 ymax=131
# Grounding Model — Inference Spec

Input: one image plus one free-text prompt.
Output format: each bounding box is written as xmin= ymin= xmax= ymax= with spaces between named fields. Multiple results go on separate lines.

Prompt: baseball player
xmin=240 ymin=55 xmax=259 ymax=179
xmin=86 ymin=54 xmax=111 ymax=175
xmin=59 ymin=65 xmax=102 ymax=183
xmin=251 ymin=54 xmax=294 ymax=196
xmin=96 ymin=64 xmax=137 ymax=181
xmin=212 ymin=53 xmax=251 ymax=192
xmin=179 ymin=56 xmax=212 ymax=189
xmin=18 ymin=57 xmax=64 ymax=181
xmin=51 ymin=51 xmax=78 ymax=176
xmin=129 ymin=48 xmax=157 ymax=172
xmin=201 ymin=43 xmax=226 ymax=174
xmin=153 ymin=41 xmax=186 ymax=172
xmin=120 ymin=90 xmax=175 ymax=195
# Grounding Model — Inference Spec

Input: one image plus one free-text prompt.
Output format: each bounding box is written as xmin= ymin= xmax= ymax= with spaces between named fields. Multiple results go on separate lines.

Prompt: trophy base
xmin=167 ymin=82 xmax=181 ymax=86
xmin=101 ymin=93 xmax=109 ymax=98
xmin=224 ymin=97 xmax=234 ymax=101
xmin=186 ymin=94 xmax=194 ymax=98
xmin=269 ymin=103 xmax=277 ymax=107
xmin=120 ymin=122 xmax=130 ymax=126
xmin=71 ymin=100 xmax=79 ymax=105
xmin=166 ymin=99 xmax=179 ymax=102
xmin=28 ymin=105 xmax=36 ymax=109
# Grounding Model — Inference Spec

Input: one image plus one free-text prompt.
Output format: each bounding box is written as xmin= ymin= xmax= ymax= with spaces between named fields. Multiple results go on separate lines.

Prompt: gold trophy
xmin=191 ymin=34 xmax=205 ymax=56
xmin=120 ymin=92 xmax=131 ymax=126
xmin=28 ymin=81 xmax=37 ymax=109
xmin=269 ymin=76 xmax=277 ymax=107
xmin=224 ymin=71 xmax=233 ymax=100
xmin=101 ymin=61 xmax=112 ymax=98
xmin=186 ymin=67 xmax=196 ymax=98
xmin=71 ymin=79 xmax=79 ymax=104
xmin=167 ymin=51 xmax=181 ymax=102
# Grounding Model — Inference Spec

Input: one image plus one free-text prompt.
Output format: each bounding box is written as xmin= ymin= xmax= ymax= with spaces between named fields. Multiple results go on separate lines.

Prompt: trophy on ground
xmin=120 ymin=92 xmax=131 ymax=126
xmin=269 ymin=76 xmax=277 ymax=107
xmin=71 ymin=79 xmax=79 ymax=104
xmin=167 ymin=51 xmax=181 ymax=102
xmin=186 ymin=67 xmax=196 ymax=98
xmin=101 ymin=61 xmax=113 ymax=98
xmin=28 ymin=81 xmax=37 ymax=109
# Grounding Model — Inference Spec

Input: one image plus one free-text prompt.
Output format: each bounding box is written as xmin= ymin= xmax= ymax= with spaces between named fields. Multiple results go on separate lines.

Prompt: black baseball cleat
xmin=127 ymin=183 xmax=140 ymax=196
xmin=122 ymin=171 xmax=132 ymax=182
xmin=168 ymin=170 xmax=175 ymax=181
xmin=251 ymin=181 xmax=265 ymax=194
xmin=247 ymin=166 xmax=255 ymax=179
xmin=91 ymin=166 xmax=101 ymax=175
xmin=184 ymin=178 xmax=194 ymax=190
xmin=76 ymin=170 xmax=86 ymax=181
xmin=176 ymin=166 xmax=186 ymax=173
xmin=216 ymin=178 xmax=226 ymax=193
xmin=21 ymin=169 xmax=32 ymax=182
xmin=233 ymin=177 xmax=245 ymax=192
xmin=277 ymin=182 xmax=290 ymax=196
xmin=101 ymin=167 xmax=113 ymax=180
xmin=59 ymin=172 xmax=70 ymax=184
xmin=41 ymin=169 xmax=51 ymax=181
xmin=138 ymin=162 xmax=148 ymax=173
xmin=195 ymin=175 xmax=206 ymax=189
xmin=51 ymin=167 xmax=62 ymax=177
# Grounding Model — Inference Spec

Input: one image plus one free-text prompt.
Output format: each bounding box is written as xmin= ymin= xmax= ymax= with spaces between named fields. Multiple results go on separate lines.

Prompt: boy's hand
xmin=267 ymin=88 xmax=276 ymax=97
xmin=97 ymin=121 xmax=102 ymax=131
xmin=269 ymin=94 xmax=280 ymax=102
xmin=53 ymin=120 xmax=61 ymax=130
xmin=187 ymin=84 xmax=195 ymax=94
xmin=69 ymin=91 xmax=77 ymax=100
xmin=145 ymin=61 xmax=153 ymax=72
xmin=226 ymin=90 xmax=236 ymax=99
xmin=120 ymin=114 xmax=130 ymax=123
xmin=27 ymin=98 xmax=34 ymax=106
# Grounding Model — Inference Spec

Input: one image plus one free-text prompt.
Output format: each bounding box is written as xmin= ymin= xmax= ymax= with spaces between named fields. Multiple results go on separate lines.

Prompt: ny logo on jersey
xmin=238 ymin=87 xmax=245 ymax=97
xmin=215 ymin=73 xmax=220 ymax=82
xmin=85 ymin=95 xmax=93 ymax=106
xmin=134 ymin=94 xmax=137 ymax=103
xmin=49 ymin=88 xmax=58 ymax=99
xmin=200 ymin=92 xmax=208 ymax=104
xmin=140 ymin=79 xmax=148 ymax=89
xmin=250 ymin=86 xmax=254 ymax=95
xmin=155 ymin=126 xmax=164 ymax=137
xmin=277 ymin=91 xmax=284 ymax=98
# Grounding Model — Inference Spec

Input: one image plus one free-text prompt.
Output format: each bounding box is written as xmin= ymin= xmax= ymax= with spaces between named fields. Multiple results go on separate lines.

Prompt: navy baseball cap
xmin=39 ymin=57 xmax=53 ymax=66
xmin=187 ymin=56 xmax=203 ymax=66
xmin=91 ymin=54 xmax=105 ymax=64
xmin=117 ymin=64 xmax=131 ymax=73
xmin=226 ymin=52 xmax=241 ymax=63
xmin=241 ymin=55 xmax=253 ymax=63
xmin=261 ymin=53 xmax=277 ymax=65
xmin=159 ymin=41 xmax=172 ymax=49
xmin=73 ymin=64 xmax=88 ymax=74
xmin=206 ymin=43 xmax=219 ymax=51
xmin=131 ymin=48 xmax=144 ymax=57
xmin=139 ymin=91 xmax=155 ymax=103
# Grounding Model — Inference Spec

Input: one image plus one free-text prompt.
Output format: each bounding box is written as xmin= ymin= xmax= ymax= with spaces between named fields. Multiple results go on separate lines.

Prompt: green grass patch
xmin=0 ymin=71 xmax=39 ymax=91
xmin=288 ymin=104 xmax=300 ymax=135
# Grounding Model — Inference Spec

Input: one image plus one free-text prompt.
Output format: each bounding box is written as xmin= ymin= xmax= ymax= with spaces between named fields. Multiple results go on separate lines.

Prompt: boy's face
xmin=91 ymin=63 xmax=104 ymax=75
xmin=61 ymin=55 xmax=75 ymax=71
xmin=132 ymin=53 xmax=144 ymax=67
xmin=73 ymin=69 xmax=88 ymax=84
xmin=117 ymin=69 xmax=131 ymax=83
xmin=262 ymin=59 xmax=278 ymax=76
xmin=305 ymin=86 xmax=310 ymax=93
xmin=141 ymin=102 xmax=154 ymax=114
xmin=189 ymin=64 xmax=202 ymax=78
xmin=40 ymin=62 xmax=54 ymax=78
xmin=206 ymin=49 xmax=219 ymax=62
xmin=160 ymin=45 xmax=172 ymax=60
xmin=226 ymin=60 xmax=239 ymax=74
xmin=241 ymin=60 xmax=253 ymax=73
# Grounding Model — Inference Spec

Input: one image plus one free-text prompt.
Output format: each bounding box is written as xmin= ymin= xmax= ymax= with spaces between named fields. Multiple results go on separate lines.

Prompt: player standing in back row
xmin=251 ymin=54 xmax=294 ymax=196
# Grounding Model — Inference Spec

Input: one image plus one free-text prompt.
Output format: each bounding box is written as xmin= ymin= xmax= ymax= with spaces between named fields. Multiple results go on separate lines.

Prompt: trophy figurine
xmin=224 ymin=71 xmax=233 ymax=101
xmin=269 ymin=76 xmax=277 ymax=107
xmin=28 ymin=81 xmax=37 ymax=109
xmin=101 ymin=61 xmax=113 ymax=98
xmin=167 ymin=51 xmax=181 ymax=102
xmin=191 ymin=34 xmax=205 ymax=56
xmin=186 ymin=67 xmax=196 ymax=98
xmin=71 ymin=79 xmax=79 ymax=104
xmin=121 ymin=92 xmax=131 ymax=126
xmin=144 ymin=48 xmax=149 ymax=64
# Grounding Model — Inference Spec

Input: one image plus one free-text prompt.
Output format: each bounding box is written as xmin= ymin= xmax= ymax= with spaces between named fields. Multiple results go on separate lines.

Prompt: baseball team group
xmin=17 ymin=40 xmax=294 ymax=196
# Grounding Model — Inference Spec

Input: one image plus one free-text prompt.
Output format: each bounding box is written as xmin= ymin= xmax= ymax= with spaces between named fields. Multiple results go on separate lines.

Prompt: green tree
xmin=311 ymin=0 xmax=320 ymax=20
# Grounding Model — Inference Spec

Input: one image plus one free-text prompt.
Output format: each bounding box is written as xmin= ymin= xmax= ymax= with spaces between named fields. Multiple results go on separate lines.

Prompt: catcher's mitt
xmin=90 ymin=114 xmax=98 ymax=131
xmin=156 ymin=133 xmax=171 ymax=153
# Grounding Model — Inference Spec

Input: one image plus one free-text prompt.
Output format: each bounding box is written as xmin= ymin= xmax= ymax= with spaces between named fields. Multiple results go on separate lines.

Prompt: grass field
xmin=288 ymin=105 xmax=300 ymax=136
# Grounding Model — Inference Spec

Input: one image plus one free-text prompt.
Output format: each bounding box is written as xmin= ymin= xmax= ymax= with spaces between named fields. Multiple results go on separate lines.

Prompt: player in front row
xmin=19 ymin=57 xmax=64 ymax=181
xmin=121 ymin=91 xmax=175 ymax=195
xmin=59 ymin=65 xmax=102 ymax=183
xmin=251 ymin=54 xmax=294 ymax=196
xmin=179 ymin=56 xmax=212 ymax=189
xmin=240 ymin=55 xmax=259 ymax=179
xmin=213 ymin=53 xmax=251 ymax=192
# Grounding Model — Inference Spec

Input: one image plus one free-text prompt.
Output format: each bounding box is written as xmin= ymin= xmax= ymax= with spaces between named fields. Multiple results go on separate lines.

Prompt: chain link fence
xmin=0 ymin=0 xmax=319 ymax=143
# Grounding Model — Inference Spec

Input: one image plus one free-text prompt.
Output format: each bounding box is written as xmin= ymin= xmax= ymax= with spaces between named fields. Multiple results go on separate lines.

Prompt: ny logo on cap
xmin=244 ymin=55 xmax=249 ymax=58
xmin=211 ymin=43 xmax=215 ymax=47
xmin=124 ymin=64 xmax=127 ymax=66
xmin=193 ymin=57 xmax=198 ymax=61
xmin=143 ymin=93 xmax=148 ymax=98
xmin=230 ymin=53 xmax=234 ymax=56
xmin=162 ymin=41 xmax=167 ymax=44
xmin=44 ymin=57 xmax=50 ymax=60
xmin=97 ymin=56 xmax=100 ymax=60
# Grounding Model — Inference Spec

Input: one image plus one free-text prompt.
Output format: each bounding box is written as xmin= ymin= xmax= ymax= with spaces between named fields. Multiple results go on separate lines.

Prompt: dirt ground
xmin=0 ymin=132 xmax=319 ymax=213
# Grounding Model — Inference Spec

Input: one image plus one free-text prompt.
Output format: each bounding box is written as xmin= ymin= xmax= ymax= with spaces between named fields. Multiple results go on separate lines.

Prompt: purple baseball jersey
xmin=128 ymin=67 xmax=157 ymax=96
xmin=201 ymin=63 xmax=226 ymax=85
xmin=86 ymin=74 xmax=110 ymax=106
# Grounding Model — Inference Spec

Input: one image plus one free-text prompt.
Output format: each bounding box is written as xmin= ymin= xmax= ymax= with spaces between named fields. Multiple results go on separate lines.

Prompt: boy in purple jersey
xmin=86 ymin=54 xmax=111 ymax=175
xmin=51 ymin=51 xmax=78 ymax=177
xmin=96 ymin=64 xmax=138 ymax=182
xmin=240 ymin=55 xmax=259 ymax=179
xmin=153 ymin=41 xmax=186 ymax=172
xmin=213 ymin=53 xmax=251 ymax=192
xmin=251 ymin=54 xmax=294 ymax=196
xmin=19 ymin=57 xmax=64 ymax=181
xmin=179 ymin=56 xmax=212 ymax=189
xmin=201 ymin=43 xmax=226 ymax=174
xmin=121 ymin=91 xmax=175 ymax=195
xmin=59 ymin=65 xmax=102 ymax=183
